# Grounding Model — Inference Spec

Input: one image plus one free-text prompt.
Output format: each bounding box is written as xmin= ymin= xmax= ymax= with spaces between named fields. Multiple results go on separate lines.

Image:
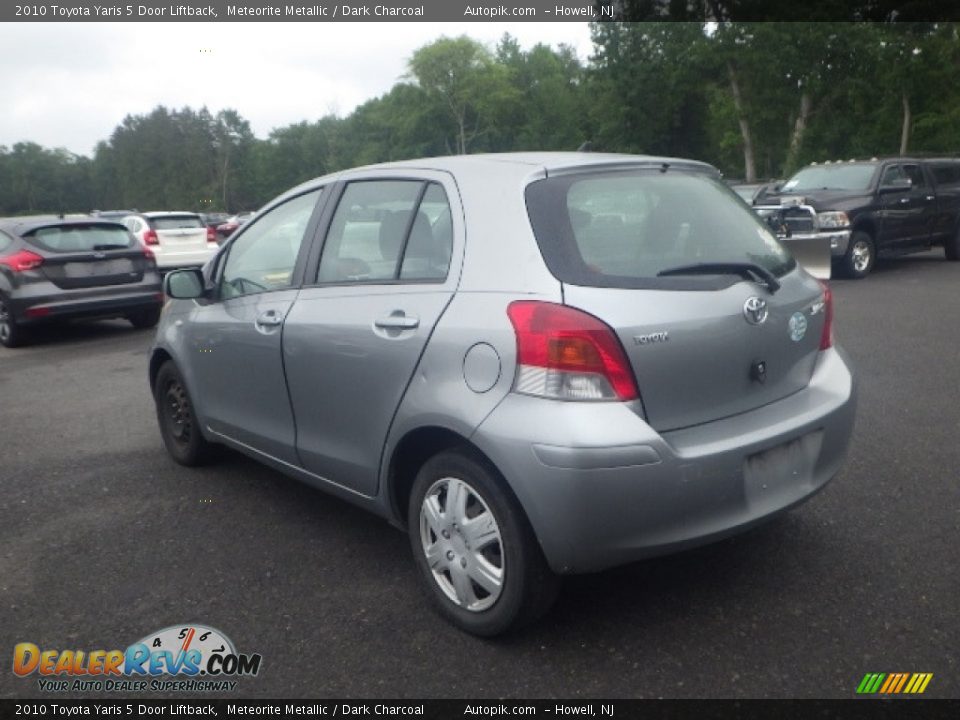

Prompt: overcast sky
xmin=0 ymin=22 xmax=594 ymax=157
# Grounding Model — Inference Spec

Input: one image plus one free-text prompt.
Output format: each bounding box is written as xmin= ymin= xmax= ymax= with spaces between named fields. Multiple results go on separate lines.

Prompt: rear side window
xmin=526 ymin=171 xmax=795 ymax=290
xmin=149 ymin=215 xmax=204 ymax=230
xmin=25 ymin=224 xmax=134 ymax=253
xmin=317 ymin=180 xmax=453 ymax=283
xmin=931 ymin=163 xmax=960 ymax=186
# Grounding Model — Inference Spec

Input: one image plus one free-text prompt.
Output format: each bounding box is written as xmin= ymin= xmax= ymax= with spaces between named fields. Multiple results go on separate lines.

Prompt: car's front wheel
xmin=0 ymin=296 xmax=27 ymax=348
xmin=838 ymin=231 xmax=876 ymax=279
xmin=153 ymin=360 xmax=215 ymax=466
xmin=408 ymin=449 xmax=558 ymax=636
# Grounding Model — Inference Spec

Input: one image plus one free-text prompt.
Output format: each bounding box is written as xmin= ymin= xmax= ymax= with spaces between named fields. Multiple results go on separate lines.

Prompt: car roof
xmin=140 ymin=211 xmax=202 ymax=218
xmin=270 ymin=152 xmax=718 ymax=210
xmin=0 ymin=215 xmax=126 ymax=236
xmin=355 ymin=151 xmax=715 ymax=175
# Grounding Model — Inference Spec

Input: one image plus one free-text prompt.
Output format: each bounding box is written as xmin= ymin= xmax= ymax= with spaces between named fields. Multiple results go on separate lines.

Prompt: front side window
xmin=317 ymin=180 xmax=453 ymax=283
xmin=526 ymin=170 xmax=795 ymax=290
xmin=902 ymin=165 xmax=927 ymax=189
xmin=880 ymin=165 xmax=906 ymax=186
xmin=220 ymin=189 xmax=321 ymax=299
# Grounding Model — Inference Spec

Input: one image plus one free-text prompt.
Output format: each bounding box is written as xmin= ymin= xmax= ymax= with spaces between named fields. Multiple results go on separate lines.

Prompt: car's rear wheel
xmin=154 ymin=360 xmax=215 ymax=466
xmin=408 ymin=448 xmax=558 ymax=636
xmin=128 ymin=306 xmax=162 ymax=329
xmin=839 ymin=231 xmax=875 ymax=279
xmin=945 ymin=224 xmax=960 ymax=261
xmin=0 ymin=297 xmax=27 ymax=348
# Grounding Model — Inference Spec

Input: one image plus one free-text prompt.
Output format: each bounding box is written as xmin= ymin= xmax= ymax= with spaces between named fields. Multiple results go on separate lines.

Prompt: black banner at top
xmin=3 ymin=0 xmax=960 ymax=23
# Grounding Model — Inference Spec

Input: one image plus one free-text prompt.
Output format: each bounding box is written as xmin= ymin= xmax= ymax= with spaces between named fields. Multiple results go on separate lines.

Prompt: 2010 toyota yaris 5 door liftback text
xmin=150 ymin=153 xmax=856 ymax=635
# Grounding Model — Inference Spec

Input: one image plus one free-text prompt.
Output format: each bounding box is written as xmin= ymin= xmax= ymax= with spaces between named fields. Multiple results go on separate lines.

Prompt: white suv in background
xmin=124 ymin=212 xmax=219 ymax=270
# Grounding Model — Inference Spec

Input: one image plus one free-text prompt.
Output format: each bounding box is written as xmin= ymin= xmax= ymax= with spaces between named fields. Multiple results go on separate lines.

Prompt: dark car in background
xmin=0 ymin=216 xmax=163 ymax=347
xmin=761 ymin=157 xmax=960 ymax=278
xmin=215 ymin=211 xmax=255 ymax=239
xmin=200 ymin=212 xmax=231 ymax=231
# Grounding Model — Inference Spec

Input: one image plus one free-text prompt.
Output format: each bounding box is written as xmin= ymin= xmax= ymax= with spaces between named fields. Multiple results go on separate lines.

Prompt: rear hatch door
xmin=26 ymin=223 xmax=148 ymax=289
xmin=526 ymin=166 xmax=828 ymax=432
xmin=150 ymin=214 xmax=209 ymax=252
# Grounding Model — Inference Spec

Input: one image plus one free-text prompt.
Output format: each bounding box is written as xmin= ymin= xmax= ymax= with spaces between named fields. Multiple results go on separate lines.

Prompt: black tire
xmin=838 ymin=231 xmax=876 ymax=279
xmin=153 ymin=360 xmax=215 ymax=466
xmin=407 ymin=448 xmax=559 ymax=636
xmin=128 ymin=306 xmax=162 ymax=329
xmin=945 ymin=225 xmax=960 ymax=261
xmin=0 ymin=296 xmax=27 ymax=348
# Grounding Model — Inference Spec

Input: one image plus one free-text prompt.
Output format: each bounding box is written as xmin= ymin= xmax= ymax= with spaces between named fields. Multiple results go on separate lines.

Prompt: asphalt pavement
xmin=1 ymin=251 xmax=957 ymax=699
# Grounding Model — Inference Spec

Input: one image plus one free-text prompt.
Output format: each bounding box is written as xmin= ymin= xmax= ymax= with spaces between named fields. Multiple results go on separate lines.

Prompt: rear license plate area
xmin=743 ymin=431 xmax=823 ymax=509
xmin=64 ymin=258 xmax=134 ymax=277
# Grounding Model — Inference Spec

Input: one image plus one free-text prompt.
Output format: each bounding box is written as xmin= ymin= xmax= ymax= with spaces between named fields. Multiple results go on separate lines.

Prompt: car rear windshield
xmin=525 ymin=169 xmax=795 ymax=290
xmin=25 ymin=224 xmax=135 ymax=253
xmin=149 ymin=215 xmax=204 ymax=230
xmin=782 ymin=164 xmax=877 ymax=192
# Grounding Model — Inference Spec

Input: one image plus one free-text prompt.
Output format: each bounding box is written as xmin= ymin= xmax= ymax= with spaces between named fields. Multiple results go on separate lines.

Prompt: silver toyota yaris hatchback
xmin=150 ymin=153 xmax=856 ymax=635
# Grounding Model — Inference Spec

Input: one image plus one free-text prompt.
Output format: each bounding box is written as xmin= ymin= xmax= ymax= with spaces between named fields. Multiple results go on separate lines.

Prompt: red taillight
xmin=144 ymin=229 xmax=159 ymax=246
xmin=25 ymin=306 xmax=50 ymax=318
xmin=507 ymin=301 xmax=639 ymax=402
xmin=206 ymin=226 xmax=216 ymax=243
xmin=0 ymin=250 xmax=44 ymax=273
xmin=142 ymin=245 xmax=155 ymax=261
xmin=818 ymin=280 xmax=834 ymax=350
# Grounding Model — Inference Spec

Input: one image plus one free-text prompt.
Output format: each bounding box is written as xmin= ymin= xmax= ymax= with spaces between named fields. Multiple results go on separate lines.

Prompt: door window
xmin=317 ymin=180 xmax=453 ymax=283
xmin=219 ymin=189 xmax=321 ymax=299
xmin=902 ymin=165 xmax=927 ymax=189
xmin=880 ymin=165 xmax=906 ymax=187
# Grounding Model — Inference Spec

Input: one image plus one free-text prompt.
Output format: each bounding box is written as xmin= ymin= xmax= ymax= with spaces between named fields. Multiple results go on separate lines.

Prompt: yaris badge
xmin=743 ymin=297 xmax=768 ymax=325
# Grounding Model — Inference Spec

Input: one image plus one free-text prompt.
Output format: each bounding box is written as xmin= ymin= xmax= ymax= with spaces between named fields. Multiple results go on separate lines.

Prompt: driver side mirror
xmin=163 ymin=268 xmax=205 ymax=299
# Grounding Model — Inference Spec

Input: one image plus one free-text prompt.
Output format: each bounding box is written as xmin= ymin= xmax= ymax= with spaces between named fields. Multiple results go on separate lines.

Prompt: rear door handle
xmin=375 ymin=313 xmax=419 ymax=330
xmin=255 ymin=310 xmax=283 ymax=327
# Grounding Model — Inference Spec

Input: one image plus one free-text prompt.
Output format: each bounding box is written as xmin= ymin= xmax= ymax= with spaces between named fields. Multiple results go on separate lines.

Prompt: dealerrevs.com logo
xmin=13 ymin=624 xmax=261 ymax=692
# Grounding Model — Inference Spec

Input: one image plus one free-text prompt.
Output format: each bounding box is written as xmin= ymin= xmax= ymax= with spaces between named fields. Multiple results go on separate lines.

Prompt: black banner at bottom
xmin=2 ymin=699 xmax=960 ymax=720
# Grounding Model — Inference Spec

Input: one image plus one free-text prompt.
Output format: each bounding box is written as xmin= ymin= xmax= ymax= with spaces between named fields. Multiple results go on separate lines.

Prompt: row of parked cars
xmin=0 ymin=208 xmax=254 ymax=347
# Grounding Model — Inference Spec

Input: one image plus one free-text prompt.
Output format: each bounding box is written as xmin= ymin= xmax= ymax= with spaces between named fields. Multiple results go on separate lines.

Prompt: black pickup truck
xmin=755 ymin=157 xmax=960 ymax=278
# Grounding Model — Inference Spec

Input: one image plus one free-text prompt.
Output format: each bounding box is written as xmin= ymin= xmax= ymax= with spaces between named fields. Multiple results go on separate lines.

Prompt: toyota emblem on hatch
xmin=743 ymin=296 xmax=769 ymax=325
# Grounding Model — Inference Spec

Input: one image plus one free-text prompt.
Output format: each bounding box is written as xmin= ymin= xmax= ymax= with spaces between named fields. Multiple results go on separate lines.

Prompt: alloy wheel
xmin=851 ymin=240 xmax=872 ymax=273
xmin=164 ymin=380 xmax=193 ymax=444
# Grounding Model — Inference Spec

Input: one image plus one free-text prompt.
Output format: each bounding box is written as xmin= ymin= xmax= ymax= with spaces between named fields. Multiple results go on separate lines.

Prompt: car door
xmin=182 ymin=187 xmax=324 ymax=463
xmin=877 ymin=163 xmax=932 ymax=253
xmin=282 ymin=173 xmax=461 ymax=497
xmin=901 ymin=163 xmax=937 ymax=249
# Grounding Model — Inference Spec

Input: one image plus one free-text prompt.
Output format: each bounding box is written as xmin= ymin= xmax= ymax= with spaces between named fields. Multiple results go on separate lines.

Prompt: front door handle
xmin=255 ymin=310 xmax=283 ymax=327
xmin=375 ymin=313 xmax=419 ymax=330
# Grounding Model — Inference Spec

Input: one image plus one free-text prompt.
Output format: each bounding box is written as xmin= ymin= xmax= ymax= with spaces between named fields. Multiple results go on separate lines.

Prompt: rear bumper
xmin=152 ymin=244 xmax=218 ymax=269
xmin=10 ymin=285 xmax=163 ymax=324
xmin=471 ymin=347 xmax=856 ymax=574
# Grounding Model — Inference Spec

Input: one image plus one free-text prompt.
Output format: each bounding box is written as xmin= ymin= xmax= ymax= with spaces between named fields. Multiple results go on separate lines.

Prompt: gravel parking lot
xmin=1 ymin=251 xmax=957 ymax=699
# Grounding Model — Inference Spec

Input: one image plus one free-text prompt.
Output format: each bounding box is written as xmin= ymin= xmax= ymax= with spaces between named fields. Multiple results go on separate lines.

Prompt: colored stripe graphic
xmin=857 ymin=672 xmax=932 ymax=694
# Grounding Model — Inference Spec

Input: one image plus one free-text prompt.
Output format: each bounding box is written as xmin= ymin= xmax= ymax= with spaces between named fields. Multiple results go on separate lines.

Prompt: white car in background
xmin=123 ymin=212 xmax=219 ymax=270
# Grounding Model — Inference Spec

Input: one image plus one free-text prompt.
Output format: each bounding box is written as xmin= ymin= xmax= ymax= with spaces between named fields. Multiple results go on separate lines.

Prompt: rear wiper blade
xmin=92 ymin=244 xmax=130 ymax=250
xmin=657 ymin=262 xmax=781 ymax=293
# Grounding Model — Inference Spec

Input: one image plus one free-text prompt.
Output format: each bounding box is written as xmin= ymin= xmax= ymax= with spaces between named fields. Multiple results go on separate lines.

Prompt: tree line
xmin=1 ymin=22 xmax=958 ymax=216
